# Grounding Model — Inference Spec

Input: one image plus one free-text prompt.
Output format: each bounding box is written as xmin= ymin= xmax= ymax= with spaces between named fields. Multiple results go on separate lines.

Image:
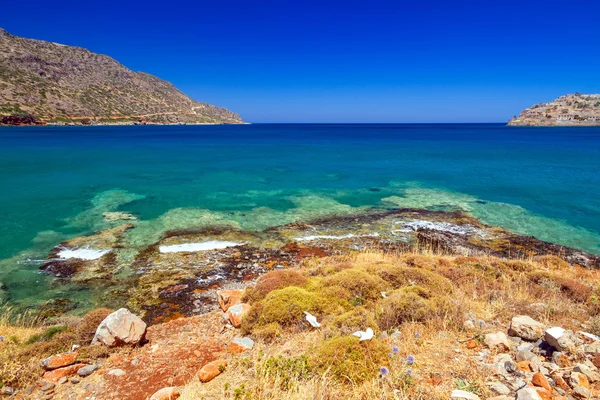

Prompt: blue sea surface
xmin=0 ymin=123 xmax=599 ymax=307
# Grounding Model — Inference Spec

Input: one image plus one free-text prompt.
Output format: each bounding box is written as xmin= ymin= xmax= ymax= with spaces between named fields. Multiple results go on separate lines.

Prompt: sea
xmin=1 ymin=123 xmax=599 ymax=309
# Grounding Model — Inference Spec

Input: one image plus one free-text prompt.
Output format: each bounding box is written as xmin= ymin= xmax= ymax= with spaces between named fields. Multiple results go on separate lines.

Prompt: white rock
xmin=508 ymin=315 xmax=545 ymax=341
xmin=450 ymin=389 xmax=480 ymax=399
xmin=484 ymin=331 xmax=510 ymax=352
xmin=107 ymin=368 xmax=125 ymax=376
xmin=544 ymin=327 xmax=578 ymax=351
xmin=516 ymin=387 xmax=543 ymax=400
xmin=353 ymin=328 xmax=374 ymax=341
xmin=91 ymin=308 xmax=147 ymax=347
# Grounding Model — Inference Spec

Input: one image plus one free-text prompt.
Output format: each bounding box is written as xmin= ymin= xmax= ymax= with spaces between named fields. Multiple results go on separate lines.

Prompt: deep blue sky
xmin=2 ymin=0 xmax=599 ymax=123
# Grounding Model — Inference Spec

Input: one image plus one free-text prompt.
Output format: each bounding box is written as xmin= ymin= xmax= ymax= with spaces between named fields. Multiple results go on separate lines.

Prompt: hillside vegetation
xmin=0 ymin=28 xmax=243 ymax=125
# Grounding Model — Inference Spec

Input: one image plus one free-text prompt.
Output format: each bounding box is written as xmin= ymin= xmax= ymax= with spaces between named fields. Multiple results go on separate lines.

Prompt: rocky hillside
xmin=0 ymin=28 xmax=243 ymax=125
xmin=508 ymin=94 xmax=600 ymax=127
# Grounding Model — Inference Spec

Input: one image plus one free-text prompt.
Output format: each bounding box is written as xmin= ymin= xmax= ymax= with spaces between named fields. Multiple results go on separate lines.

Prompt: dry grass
xmin=181 ymin=249 xmax=600 ymax=399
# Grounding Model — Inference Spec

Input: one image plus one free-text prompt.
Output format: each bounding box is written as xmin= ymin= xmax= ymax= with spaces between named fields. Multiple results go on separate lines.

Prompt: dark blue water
xmin=1 ymin=124 xmax=599 ymax=306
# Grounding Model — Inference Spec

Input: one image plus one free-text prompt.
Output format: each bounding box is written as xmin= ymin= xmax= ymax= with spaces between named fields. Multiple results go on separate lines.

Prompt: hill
xmin=508 ymin=93 xmax=600 ymax=126
xmin=0 ymin=28 xmax=243 ymax=125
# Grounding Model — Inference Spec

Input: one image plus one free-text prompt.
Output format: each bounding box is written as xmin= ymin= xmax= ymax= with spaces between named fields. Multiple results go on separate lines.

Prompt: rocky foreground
xmin=508 ymin=94 xmax=600 ymax=127
xmin=1 ymin=209 xmax=600 ymax=399
xmin=0 ymin=28 xmax=243 ymax=125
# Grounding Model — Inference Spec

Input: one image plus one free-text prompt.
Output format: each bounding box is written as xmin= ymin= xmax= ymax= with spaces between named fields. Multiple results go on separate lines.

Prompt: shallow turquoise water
xmin=0 ymin=123 xmax=599 ymax=307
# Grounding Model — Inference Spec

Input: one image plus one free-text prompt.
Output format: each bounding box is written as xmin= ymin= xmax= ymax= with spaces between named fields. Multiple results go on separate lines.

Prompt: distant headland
xmin=0 ymin=28 xmax=244 ymax=126
xmin=508 ymin=93 xmax=600 ymax=127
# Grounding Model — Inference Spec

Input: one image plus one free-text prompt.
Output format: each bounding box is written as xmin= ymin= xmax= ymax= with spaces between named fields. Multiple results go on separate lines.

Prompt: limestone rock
xmin=487 ymin=381 xmax=510 ymax=395
xmin=508 ymin=316 xmax=545 ymax=341
xmin=544 ymin=327 xmax=578 ymax=352
xmin=531 ymin=372 xmax=551 ymax=392
xmin=217 ymin=289 xmax=244 ymax=312
xmin=226 ymin=303 xmax=250 ymax=328
xmin=107 ymin=368 xmax=126 ymax=377
xmin=569 ymin=372 xmax=590 ymax=389
xmin=450 ymin=389 xmax=480 ymax=399
xmin=573 ymin=364 xmax=600 ymax=383
xmin=149 ymin=386 xmax=181 ymax=400
xmin=198 ymin=360 xmax=227 ymax=383
xmin=42 ymin=363 xmax=87 ymax=382
xmin=40 ymin=352 xmax=79 ymax=370
xmin=91 ymin=308 xmax=147 ymax=347
xmin=516 ymin=387 xmax=543 ymax=400
xmin=484 ymin=331 xmax=510 ymax=352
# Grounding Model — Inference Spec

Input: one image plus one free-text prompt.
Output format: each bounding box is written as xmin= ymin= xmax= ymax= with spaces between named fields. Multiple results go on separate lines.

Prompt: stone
xmin=450 ymin=389 xmax=480 ymax=399
xmin=58 ymin=376 xmax=68 ymax=385
xmin=573 ymin=386 xmax=591 ymax=398
xmin=463 ymin=320 xmax=475 ymax=330
xmin=71 ymin=377 xmax=80 ymax=384
xmin=228 ymin=337 xmax=254 ymax=353
xmin=554 ymin=374 xmax=570 ymax=391
xmin=484 ymin=332 xmax=510 ymax=352
xmin=217 ymin=289 xmax=244 ymax=312
xmin=517 ymin=360 xmax=532 ymax=372
xmin=198 ymin=360 xmax=227 ymax=383
xmin=593 ymin=352 xmax=600 ymax=369
xmin=573 ymin=364 xmax=600 ymax=383
xmin=552 ymin=351 xmax=570 ymax=368
xmin=41 ymin=352 xmax=79 ymax=370
xmin=149 ymin=386 xmax=181 ymax=400
xmin=531 ymin=372 xmax=551 ymax=392
xmin=466 ymin=340 xmax=477 ymax=349
xmin=226 ymin=303 xmax=251 ymax=328
xmin=0 ymin=386 xmax=15 ymax=396
xmin=516 ymin=387 xmax=543 ymax=400
xmin=40 ymin=382 xmax=55 ymax=392
xmin=517 ymin=350 xmax=536 ymax=362
xmin=77 ymin=364 xmax=99 ymax=377
xmin=107 ymin=368 xmax=126 ymax=377
xmin=544 ymin=327 xmax=578 ymax=352
xmin=488 ymin=397 xmax=509 ymax=400
xmin=42 ymin=363 xmax=87 ymax=382
xmin=487 ymin=381 xmax=511 ymax=395
xmin=91 ymin=308 xmax=147 ymax=347
xmin=569 ymin=372 xmax=590 ymax=389
xmin=509 ymin=316 xmax=545 ymax=341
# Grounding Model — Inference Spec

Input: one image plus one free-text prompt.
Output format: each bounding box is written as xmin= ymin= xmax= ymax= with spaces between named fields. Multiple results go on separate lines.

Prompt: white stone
xmin=91 ymin=308 xmax=147 ymax=347
xmin=450 ymin=389 xmax=480 ymax=399
xmin=508 ymin=315 xmax=545 ymax=341
xmin=516 ymin=387 xmax=543 ymax=400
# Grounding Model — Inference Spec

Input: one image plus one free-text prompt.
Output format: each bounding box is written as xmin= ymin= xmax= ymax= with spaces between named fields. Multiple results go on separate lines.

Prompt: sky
xmin=1 ymin=0 xmax=599 ymax=123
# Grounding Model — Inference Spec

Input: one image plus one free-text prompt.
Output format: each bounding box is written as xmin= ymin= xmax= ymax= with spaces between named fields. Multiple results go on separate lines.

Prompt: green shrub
xmin=312 ymin=336 xmax=388 ymax=383
xmin=243 ymin=270 xmax=308 ymax=304
xmin=322 ymin=268 xmax=388 ymax=302
xmin=332 ymin=307 xmax=378 ymax=335
xmin=377 ymin=287 xmax=435 ymax=330
xmin=368 ymin=265 xmax=454 ymax=294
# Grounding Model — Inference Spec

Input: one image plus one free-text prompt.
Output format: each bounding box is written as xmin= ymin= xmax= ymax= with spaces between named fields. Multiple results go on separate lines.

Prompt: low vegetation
xmin=183 ymin=250 xmax=600 ymax=399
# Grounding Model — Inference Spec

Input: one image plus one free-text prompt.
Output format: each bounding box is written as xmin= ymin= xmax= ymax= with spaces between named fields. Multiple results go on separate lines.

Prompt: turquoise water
xmin=0 ymin=123 xmax=599 ymax=307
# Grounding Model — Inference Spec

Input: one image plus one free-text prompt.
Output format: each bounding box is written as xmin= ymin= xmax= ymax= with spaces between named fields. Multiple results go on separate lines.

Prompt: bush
xmin=242 ymin=287 xmax=320 ymax=333
xmin=377 ymin=287 xmax=435 ymax=330
xmin=243 ymin=270 xmax=308 ymax=304
xmin=312 ymin=336 xmax=388 ymax=383
xmin=368 ymin=265 xmax=454 ymax=294
xmin=322 ymin=268 xmax=388 ymax=303
xmin=332 ymin=307 xmax=378 ymax=336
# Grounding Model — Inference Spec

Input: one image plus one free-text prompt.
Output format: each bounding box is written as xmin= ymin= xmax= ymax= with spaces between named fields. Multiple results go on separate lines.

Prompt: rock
xmin=228 ymin=337 xmax=254 ymax=353
xmin=464 ymin=320 xmax=475 ymax=330
xmin=531 ymin=372 xmax=551 ymax=392
xmin=42 ymin=363 xmax=87 ymax=382
xmin=0 ymin=386 xmax=15 ymax=396
xmin=58 ymin=376 xmax=68 ymax=385
xmin=544 ymin=327 xmax=578 ymax=352
xmin=71 ymin=377 xmax=80 ymax=384
xmin=509 ymin=316 xmax=545 ymax=341
xmin=450 ymin=389 xmax=480 ymax=399
xmin=517 ymin=360 xmax=532 ymax=372
xmin=217 ymin=289 xmax=244 ymax=312
xmin=487 ymin=381 xmax=511 ymax=395
xmin=517 ymin=349 xmax=536 ymax=362
xmin=149 ymin=386 xmax=181 ymax=400
xmin=198 ymin=360 xmax=227 ymax=383
xmin=226 ymin=303 xmax=251 ymax=328
xmin=77 ymin=364 xmax=99 ymax=377
xmin=91 ymin=308 xmax=147 ymax=347
xmin=41 ymin=352 xmax=79 ymax=370
xmin=466 ymin=340 xmax=477 ymax=349
xmin=488 ymin=397 xmax=509 ymax=400
xmin=107 ymin=368 xmax=126 ymax=377
xmin=484 ymin=332 xmax=510 ymax=352
xmin=573 ymin=364 xmax=600 ymax=383
xmin=40 ymin=382 xmax=55 ymax=392
xmin=569 ymin=371 xmax=590 ymax=389
xmin=516 ymin=387 xmax=543 ymax=400
xmin=573 ymin=385 xmax=591 ymax=398
xmin=593 ymin=352 xmax=600 ymax=369
xmin=552 ymin=351 xmax=570 ymax=368
xmin=102 ymin=212 xmax=137 ymax=222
